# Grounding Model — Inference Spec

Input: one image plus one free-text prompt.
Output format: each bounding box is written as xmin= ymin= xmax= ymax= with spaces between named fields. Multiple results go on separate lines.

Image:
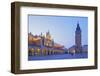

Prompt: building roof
xmin=54 ymin=43 xmax=64 ymax=49
xmin=28 ymin=33 xmax=64 ymax=49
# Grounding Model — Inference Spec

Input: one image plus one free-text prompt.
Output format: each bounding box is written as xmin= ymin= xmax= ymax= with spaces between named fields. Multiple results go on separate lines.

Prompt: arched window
xmin=37 ymin=48 xmax=40 ymax=56
xmin=28 ymin=48 xmax=32 ymax=56
xmin=31 ymin=48 xmax=34 ymax=56
xmin=43 ymin=48 xmax=47 ymax=55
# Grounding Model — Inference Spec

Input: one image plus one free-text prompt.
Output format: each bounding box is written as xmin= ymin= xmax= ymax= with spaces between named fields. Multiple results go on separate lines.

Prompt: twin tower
xmin=75 ymin=22 xmax=82 ymax=53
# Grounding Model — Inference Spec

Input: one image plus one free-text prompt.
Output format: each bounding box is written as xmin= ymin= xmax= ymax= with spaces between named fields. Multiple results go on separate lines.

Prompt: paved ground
xmin=28 ymin=53 xmax=88 ymax=61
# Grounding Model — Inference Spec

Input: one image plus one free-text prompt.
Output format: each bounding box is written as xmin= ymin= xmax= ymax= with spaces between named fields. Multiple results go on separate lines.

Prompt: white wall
xmin=0 ymin=0 xmax=100 ymax=76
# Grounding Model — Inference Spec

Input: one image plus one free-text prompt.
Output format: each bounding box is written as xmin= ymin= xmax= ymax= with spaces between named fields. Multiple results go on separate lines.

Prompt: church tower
xmin=45 ymin=30 xmax=52 ymax=46
xmin=46 ymin=30 xmax=52 ymax=40
xmin=75 ymin=22 xmax=82 ymax=53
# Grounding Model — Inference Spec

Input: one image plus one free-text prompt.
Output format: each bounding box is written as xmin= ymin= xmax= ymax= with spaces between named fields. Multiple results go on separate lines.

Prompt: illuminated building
xmin=28 ymin=31 xmax=64 ymax=56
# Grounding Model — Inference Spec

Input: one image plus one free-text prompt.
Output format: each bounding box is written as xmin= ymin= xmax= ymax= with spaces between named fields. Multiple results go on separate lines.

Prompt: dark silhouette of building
xmin=82 ymin=45 xmax=88 ymax=53
xmin=75 ymin=22 xmax=82 ymax=53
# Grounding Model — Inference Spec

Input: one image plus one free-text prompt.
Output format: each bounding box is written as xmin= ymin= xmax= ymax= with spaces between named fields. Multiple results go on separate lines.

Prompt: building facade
xmin=82 ymin=45 xmax=88 ymax=53
xmin=28 ymin=31 xmax=65 ymax=56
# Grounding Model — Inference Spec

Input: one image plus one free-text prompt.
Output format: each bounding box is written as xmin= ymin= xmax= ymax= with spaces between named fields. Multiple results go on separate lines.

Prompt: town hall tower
xmin=75 ymin=22 xmax=82 ymax=53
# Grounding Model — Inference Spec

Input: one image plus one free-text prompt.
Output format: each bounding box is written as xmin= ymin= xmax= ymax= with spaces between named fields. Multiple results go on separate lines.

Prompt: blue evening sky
xmin=28 ymin=15 xmax=88 ymax=48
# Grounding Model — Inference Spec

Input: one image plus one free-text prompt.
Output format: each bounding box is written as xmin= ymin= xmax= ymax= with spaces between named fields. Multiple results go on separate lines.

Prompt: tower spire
xmin=41 ymin=32 xmax=43 ymax=37
xmin=47 ymin=30 xmax=50 ymax=34
xmin=76 ymin=22 xmax=81 ymax=31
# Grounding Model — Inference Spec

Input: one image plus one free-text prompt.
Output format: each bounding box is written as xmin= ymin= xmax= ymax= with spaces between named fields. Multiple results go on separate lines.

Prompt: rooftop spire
xmin=40 ymin=32 xmax=43 ymax=37
xmin=46 ymin=30 xmax=50 ymax=35
xmin=76 ymin=22 xmax=81 ymax=31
